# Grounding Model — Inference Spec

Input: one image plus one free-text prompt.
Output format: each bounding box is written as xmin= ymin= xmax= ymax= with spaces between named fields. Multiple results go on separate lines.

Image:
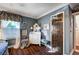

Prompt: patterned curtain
xmin=0 ymin=11 xmax=22 ymax=22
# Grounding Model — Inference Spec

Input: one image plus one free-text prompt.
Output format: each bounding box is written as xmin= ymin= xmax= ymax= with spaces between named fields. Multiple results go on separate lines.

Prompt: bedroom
xmin=0 ymin=3 xmax=79 ymax=55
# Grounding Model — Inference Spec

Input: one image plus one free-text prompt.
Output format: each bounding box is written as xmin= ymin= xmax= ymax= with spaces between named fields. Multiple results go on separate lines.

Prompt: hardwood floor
xmin=73 ymin=46 xmax=79 ymax=55
xmin=73 ymin=51 xmax=79 ymax=55
xmin=8 ymin=44 xmax=62 ymax=55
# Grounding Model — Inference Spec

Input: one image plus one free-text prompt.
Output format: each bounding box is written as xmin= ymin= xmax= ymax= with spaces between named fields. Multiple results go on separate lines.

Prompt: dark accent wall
xmin=20 ymin=16 xmax=37 ymax=37
xmin=37 ymin=5 xmax=72 ymax=54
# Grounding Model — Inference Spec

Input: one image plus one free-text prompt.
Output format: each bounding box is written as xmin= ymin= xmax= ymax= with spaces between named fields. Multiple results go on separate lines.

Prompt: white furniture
xmin=29 ymin=32 xmax=41 ymax=46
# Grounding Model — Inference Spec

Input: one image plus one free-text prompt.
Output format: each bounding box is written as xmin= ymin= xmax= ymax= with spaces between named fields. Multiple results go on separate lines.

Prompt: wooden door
xmin=51 ymin=13 xmax=63 ymax=54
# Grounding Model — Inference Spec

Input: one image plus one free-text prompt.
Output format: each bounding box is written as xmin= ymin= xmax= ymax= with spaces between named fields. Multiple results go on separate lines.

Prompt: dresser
xmin=29 ymin=32 xmax=41 ymax=46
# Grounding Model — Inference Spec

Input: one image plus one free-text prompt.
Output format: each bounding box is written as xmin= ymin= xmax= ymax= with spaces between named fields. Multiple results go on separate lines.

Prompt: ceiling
xmin=0 ymin=3 xmax=68 ymax=19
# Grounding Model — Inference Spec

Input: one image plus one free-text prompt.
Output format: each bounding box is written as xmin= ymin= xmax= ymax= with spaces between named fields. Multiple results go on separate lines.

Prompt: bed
xmin=0 ymin=41 xmax=8 ymax=55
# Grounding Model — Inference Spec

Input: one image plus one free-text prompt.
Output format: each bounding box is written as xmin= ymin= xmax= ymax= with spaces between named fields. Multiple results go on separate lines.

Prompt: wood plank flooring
xmin=73 ymin=46 xmax=79 ymax=55
xmin=73 ymin=51 xmax=79 ymax=55
xmin=8 ymin=44 xmax=62 ymax=55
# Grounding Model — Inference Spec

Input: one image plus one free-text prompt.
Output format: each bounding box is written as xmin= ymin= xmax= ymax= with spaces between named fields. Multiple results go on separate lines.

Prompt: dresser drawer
xmin=29 ymin=32 xmax=41 ymax=45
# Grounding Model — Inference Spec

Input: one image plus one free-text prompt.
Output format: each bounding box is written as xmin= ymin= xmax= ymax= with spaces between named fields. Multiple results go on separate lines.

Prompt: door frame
xmin=73 ymin=14 xmax=76 ymax=51
xmin=72 ymin=12 xmax=79 ymax=52
xmin=49 ymin=11 xmax=64 ymax=54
